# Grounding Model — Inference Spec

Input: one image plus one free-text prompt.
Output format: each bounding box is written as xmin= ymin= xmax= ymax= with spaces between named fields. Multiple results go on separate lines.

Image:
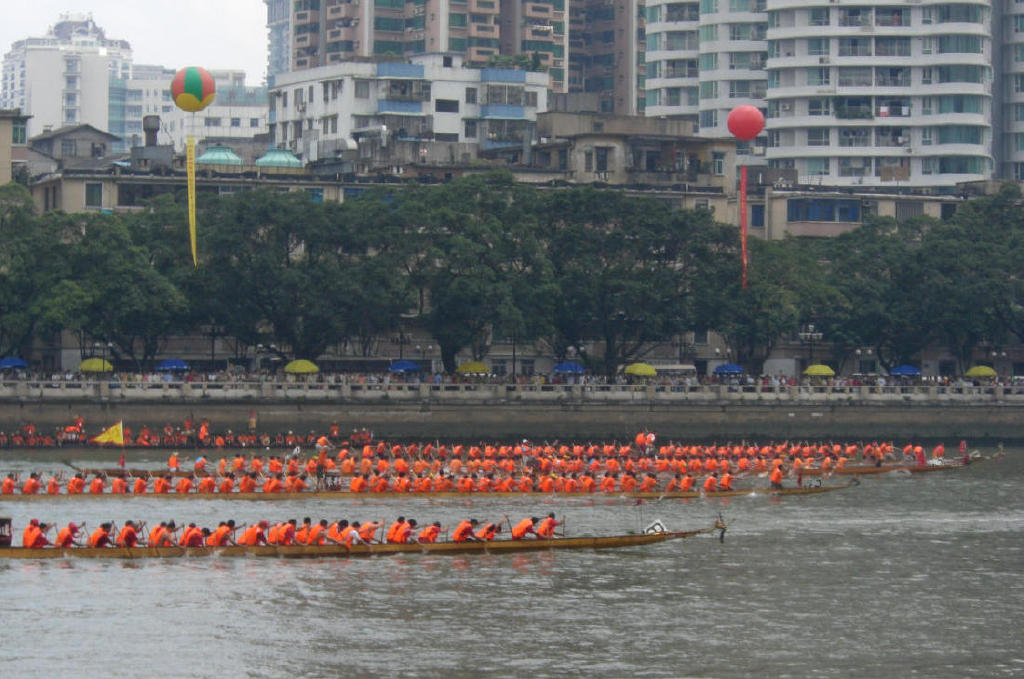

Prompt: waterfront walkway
xmin=2 ymin=380 xmax=1022 ymax=405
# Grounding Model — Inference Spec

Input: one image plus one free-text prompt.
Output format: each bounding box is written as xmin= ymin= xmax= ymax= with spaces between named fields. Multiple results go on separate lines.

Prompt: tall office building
xmin=1 ymin=14 xmax=133 ymax=138
xmin=763 ymin=0 xmax=993 ymax=187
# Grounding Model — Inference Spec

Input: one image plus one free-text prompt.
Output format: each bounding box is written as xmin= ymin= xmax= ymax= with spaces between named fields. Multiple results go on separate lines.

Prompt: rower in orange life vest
xmin=769 ymin=465 xmax=784 ymax=490
xmin=55 ymin=522 xmax=83 ymax=548
xmin=702 ymin=471 xmax=718 ymax=492
xmin=535 ymin=513 xmax=562 ymax=538
xmin=719 ymin=471 xmax=735 ymax=491
xmin=237 ymin=521 xmax=270 ymax=546
xmin=511 ymin=517 xmax=539 ymax=540
xmin=21 ymin=472 xmax=41 ymax=495
xmin=116 ymin=520 xmax=141 ymax=547
xmin=475 ymin=521 xmax=500 ymax=541
xmin=1 ymin=473 xmax=15 ymax=494
xmin=87 ymin=522 xmax=114 ymax=548
xmin=22 ymin=519 xmax=51 ymax=547
xmin=147 ymin=521 xmax=176 ymax=547
xmin=451 ymin=518 xmax=480 ymax=542
xmin=417 ymin=521 xmax=442 ymax=544
xmin=207 ymin=520 xmax=237 ymax=546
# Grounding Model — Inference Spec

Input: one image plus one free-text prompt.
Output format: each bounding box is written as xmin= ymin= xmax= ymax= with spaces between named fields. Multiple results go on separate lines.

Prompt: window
xmin=355 ymin=80 xmax=370 ymax=98
xmin=922 ymin=97 xmax=933 ymax=115
xmin=61 ymin=139 xmax=76 ymax=156
xmin=921 ymin=68 xmax=932 ymax=85
xmin=251 ymin=118 xmax=260 ymax=127
xmin=938 ymin=35 xmax=982 ymax=54
xmin=465 ymin=87 xmax=477 ymax=104
xmin=809 ymin=7 xmax=829 ymax=26
xmin=808 ymin=98 xmax=830 ymax=116
xmin=806 ymin=157 xmax=829 ymax=176
xmin=205 ymin=117 xmax=221 ymax=127
xmin=464 ymin=120 xmax=477 ymax=138
xmin=807 ymin=128 xmax=829 ymax=146
xmin=712 ymin=151 xmax=725 ymax=175
xmin=806 ymin=67 xmax=830 ymax=86
xmin=85 ymin=183 xmax=102 ymax=208
xmin=231 ymin=118 xmax=241 ymax=127
xmin=435 ymin=99 xmax=459 ymax=112
xmin=700 ymin=0 xmax=717 ymax=13
xmin=751 ymin=204 xmax=764 ymax=228
xmin=699 ymin=110 xmax=718 ymax=128
xmin=921 ymin=128 xmax=932 ymax=145
xmin=807 ymin=38 xmax=829 ymax=56
xmin=11 ymin=121 xmax=25 ymax=144
xmin=838 ymin=67 xmax=872 ymax=87
xmin=699 ymin=25 xmax=717 ymax=41
xmin=938 ymin=95 xmax=983 ymax=114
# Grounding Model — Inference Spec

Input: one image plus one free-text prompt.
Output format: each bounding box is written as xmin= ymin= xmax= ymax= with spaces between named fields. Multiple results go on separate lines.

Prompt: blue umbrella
xmin=0 ymin=357 xmax=27 ymax=369
xmin=713 ymin=363 xmax=744 ymax=376
xmin=889 ymin=364 xmax=920 ymax=376
xmin=156 ymin=359 xmax=190 ymax=371
xmin=388 ymin=359 xmax=422 ymax=373
xmin=553 ymin=361 xmax=585 ymax=374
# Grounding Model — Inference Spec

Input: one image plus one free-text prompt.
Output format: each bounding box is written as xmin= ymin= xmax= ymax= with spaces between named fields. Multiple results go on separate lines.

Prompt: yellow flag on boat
xmin=91 ymin=421 xmax=125 ymax=446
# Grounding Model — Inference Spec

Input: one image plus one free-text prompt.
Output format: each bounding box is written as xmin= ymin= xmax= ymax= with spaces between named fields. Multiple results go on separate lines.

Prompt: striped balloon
xmin=170 ymin=66 xmax=216 ymax=113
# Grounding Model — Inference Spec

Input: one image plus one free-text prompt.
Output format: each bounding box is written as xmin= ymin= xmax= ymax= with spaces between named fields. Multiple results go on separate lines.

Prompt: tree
xmin=824 ymin=216 xmax=933 ymax=371
xmin=202 ymin=191 xmax=354 ymax=360
xmin=404 ymin=173 xmax=554 ymax=373
xmin=542 ymin=187 xmax=703 ymax=377
xmin=64 ymin=213 xmax=188 ymax=368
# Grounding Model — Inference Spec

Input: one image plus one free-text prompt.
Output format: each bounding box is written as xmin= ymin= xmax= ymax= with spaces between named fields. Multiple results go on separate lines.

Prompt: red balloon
xmin=727 ymin=105 xmax=765 ymax=141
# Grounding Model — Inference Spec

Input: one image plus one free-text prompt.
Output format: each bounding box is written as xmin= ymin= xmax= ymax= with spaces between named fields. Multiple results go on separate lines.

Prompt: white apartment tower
xmin=697 ymin=0 xmax=767 ymax=145
xmin=644 ymin=1 xmax=701 ymax=118
xmin=644 ymin=0 xmax=768 ymax=159
xmin=1 ymin=14 xmax=133 ymax=138
xmin=1003 ymin=0 xmax=1024 ymax=180
xmin=764 ymin=0 xmax=994 ymax=187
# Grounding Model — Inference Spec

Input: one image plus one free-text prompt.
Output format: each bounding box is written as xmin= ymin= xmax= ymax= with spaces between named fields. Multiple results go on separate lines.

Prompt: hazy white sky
xmin=1 ymin=0 xmax=268 ymax=85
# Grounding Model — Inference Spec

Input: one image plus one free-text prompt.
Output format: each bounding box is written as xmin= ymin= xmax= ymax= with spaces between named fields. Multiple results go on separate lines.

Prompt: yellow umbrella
xmin=456 ymin=361 xmax=489 ymax=375
xmin=624 ymin=362 xmax=657 ymax=377
xmin=964 ymin=365 xmax=996 ymax=378
xmin=79 ymin=358 xmax=113 ymax=373
xmin=803 ymin=363 xmax=835 ymax=377
xmin=284 ymin=359 xmax=319 ymax=374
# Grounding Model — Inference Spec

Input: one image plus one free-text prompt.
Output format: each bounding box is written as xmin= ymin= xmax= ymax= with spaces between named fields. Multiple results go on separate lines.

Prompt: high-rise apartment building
xmin=640 ymin=0 xmax=1024 ymax=186
xmin=1002 ymin=0 xmax=1024 ymax=180
xmin=1 ymin=14 xmax=132 ymax=138
xmin=268 ymin=0 xmax=642 ymax=106
xmin=643 ymin=0 xmax=767 ymax=157
xmin=764 ymin=0 xmax=993 ymax=187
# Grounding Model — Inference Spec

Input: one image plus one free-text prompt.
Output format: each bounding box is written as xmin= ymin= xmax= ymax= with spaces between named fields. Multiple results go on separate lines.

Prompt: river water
xmin=1 ymin=447 xmax=1022 ymax=679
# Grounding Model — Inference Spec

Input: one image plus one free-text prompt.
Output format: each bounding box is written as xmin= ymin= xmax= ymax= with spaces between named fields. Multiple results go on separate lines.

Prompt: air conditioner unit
xmin=781 ymin=103 xmax=792 ymax=111
xmin=296 ymin=102 xmax=306 ymax=112
xmin=819 ymin=57 xmax=830 ymax=64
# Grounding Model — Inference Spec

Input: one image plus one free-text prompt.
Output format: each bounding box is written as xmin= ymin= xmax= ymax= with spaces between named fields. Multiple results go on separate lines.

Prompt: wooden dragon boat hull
xmin=0 ymin=526 xmax=718 ymax=560
xmin=0 ymin=480 xmax=856 ymax=502
xmin=795 ymin=453 xmax=999 ymax=476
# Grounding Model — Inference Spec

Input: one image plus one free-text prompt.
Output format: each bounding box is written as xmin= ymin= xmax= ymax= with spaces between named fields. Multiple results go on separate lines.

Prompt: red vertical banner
xmin=740 ymin=165 xmax=748 ymax=290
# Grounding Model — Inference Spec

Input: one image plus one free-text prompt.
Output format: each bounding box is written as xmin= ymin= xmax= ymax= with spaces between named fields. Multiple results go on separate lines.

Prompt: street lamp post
xmin=798 ymin=324 xmax=823 ymax=364
xmin=416 ymin=345 xmax=433 ymax=373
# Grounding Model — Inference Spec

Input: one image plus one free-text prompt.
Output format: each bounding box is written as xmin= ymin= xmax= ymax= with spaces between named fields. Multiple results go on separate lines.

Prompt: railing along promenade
xmin=1 ymin=380 xmax=1022 ymax=405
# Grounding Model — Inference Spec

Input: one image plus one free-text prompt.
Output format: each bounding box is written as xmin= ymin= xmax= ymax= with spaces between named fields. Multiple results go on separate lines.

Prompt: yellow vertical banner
xmin=186 ymin=134 xmax=198 ymax=267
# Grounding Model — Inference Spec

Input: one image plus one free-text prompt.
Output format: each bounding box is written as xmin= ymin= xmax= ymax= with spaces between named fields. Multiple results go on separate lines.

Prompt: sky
xmin=1 ymin=0 xmax=269 ymax=85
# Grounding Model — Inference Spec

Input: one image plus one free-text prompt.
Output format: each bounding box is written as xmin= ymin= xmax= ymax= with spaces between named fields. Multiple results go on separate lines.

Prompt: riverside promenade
xmin=1 ymin=379 xmax=1022 ymax=441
